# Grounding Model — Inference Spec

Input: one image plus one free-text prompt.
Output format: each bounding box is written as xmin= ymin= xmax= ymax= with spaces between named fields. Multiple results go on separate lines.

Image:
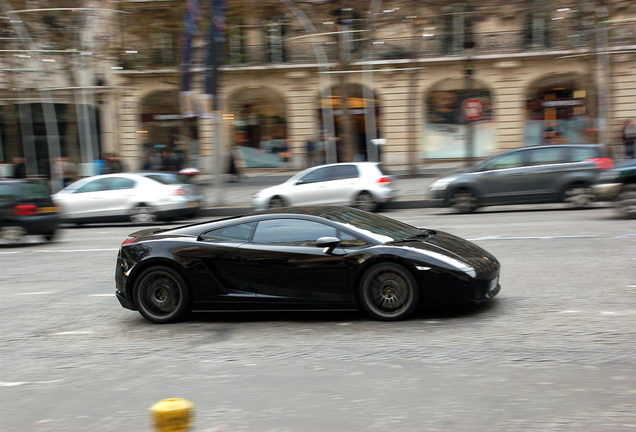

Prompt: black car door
xmin=233 ymin=218 xmax=356 ymax=306
xmin=192 ymin=221 xmax=260 ymax=305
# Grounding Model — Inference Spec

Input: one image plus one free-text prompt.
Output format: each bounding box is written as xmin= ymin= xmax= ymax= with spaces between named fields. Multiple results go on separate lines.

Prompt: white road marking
xmin=52 ymin=331 xmax=95 ymax=335
xmin=15 ymin=291 xmax=55 ymax=296
xmin=89 ymin=294 xmax=115 ymax=297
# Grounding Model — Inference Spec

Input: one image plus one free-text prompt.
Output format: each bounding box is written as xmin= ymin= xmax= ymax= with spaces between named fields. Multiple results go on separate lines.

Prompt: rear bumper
xmin=11 ymin=214 xmax=60 ymax=235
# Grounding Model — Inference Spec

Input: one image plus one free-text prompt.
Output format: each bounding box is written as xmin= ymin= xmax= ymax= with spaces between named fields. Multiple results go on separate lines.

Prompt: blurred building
xmin=2 ymin=0 xmax=636 ymax=176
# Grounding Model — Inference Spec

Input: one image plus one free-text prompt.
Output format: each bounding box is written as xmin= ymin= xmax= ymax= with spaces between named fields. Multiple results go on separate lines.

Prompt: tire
xmin=615 ymin=184 xmax=636 ymax=218
xmin=359 ymin=263 xmax=420 ymax=321
xmin=268 ymin=196 xmax=287 ymax=209
xmin=133 ymin=266 xmax=191 ymax=324
xmin=451 ymin=189 xmax=478 ymax=214
xmin=353 ymin=191 xmax=377 ymax=212
xmin=1 ymin=226 xmax=26 ymax=244
xmin=563 ymin=184 xmax=593 ymax=209
xmin=43 ymin=230 xmax=57 ymax=242
xmin=130 ymin=204 xmax=157 ymax=224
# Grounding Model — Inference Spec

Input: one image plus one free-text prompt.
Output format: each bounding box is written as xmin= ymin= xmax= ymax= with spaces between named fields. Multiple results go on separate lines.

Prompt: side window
xmin=252 ymin=219 xmax=337 ymax=246
xmin=569 ymin=147 xmax=597 ymax=162
xmin=110 ymin=177 xmax=135 ymax=190
xmin=332 ymin=164 xmax=359 ymax=180
xmin=76 ymin=178 xmax=109 ymax=193
xmin=0 ymin=184 xmax=15 ymax=202
xmin=338 ymin=230 xmax=368 ymax=247
xmin=204 ymin=222 xmax=256 ymax=241
xmin=480 ymin=152 xmax=524 ymax=171
xmin=529 ymin=148 xmax=566 ymax=166
xmin=298 ymin=167 xmax=328 ymax=184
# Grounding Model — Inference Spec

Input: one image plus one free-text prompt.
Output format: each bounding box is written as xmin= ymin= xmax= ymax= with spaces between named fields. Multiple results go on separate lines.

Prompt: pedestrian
xmin=305 ymin=136 xmax=316 ymax=168
xmin=227 ymin=144 xmax=241 ymax=182
xmin=622 ymin=119 xmax=636 ymax=159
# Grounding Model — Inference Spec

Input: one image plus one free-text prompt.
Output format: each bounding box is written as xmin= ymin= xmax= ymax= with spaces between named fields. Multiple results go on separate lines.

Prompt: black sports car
xmin=115 ymin=206 xmax=501 ymax=323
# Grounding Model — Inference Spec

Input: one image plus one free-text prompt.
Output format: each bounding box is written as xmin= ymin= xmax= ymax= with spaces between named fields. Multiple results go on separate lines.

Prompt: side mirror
xmin=316 ymin=236 xmax=341 ymax=254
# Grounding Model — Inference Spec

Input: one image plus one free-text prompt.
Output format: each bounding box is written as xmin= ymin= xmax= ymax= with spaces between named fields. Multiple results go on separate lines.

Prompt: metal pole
xmin=280 ymin=0 xmax=337 ymax=164
xmin=18 ymin=93 xmax=38 ymax=177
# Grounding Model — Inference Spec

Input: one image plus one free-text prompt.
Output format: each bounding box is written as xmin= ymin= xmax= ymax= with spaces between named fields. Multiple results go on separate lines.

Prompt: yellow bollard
xmin=149 ymin=398 xmax=195 ymax=432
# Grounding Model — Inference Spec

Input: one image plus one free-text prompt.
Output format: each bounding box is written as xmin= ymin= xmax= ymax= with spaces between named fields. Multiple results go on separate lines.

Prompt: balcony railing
xmin=113 ymin=22 xmax=636 ymax=71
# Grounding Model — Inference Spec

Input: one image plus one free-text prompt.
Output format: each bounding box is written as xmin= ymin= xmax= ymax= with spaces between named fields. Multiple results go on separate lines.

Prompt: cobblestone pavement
xmin=1 ymin=206 xmax=635 ymax=431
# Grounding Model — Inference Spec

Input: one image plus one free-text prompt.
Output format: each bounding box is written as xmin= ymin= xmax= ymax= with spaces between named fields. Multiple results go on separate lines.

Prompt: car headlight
xmin=430 ymin=176 xmax=458 ymax=191
xmin=598 ymin=171 xmax=618 ymax=182
xmin=253 ymin=192 xmax=261 ymax=199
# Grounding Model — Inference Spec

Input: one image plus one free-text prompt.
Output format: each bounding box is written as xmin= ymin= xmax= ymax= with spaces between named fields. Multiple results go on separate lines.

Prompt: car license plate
xmin=38 ymin=207 xmax=57 ymax=213
xmin=187 ymin=201 xmax=199 ymax=207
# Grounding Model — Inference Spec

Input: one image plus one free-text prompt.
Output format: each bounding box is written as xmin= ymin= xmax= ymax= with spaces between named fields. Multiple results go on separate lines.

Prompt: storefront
xmin=423 ymin=78 xmax=496 ymax=159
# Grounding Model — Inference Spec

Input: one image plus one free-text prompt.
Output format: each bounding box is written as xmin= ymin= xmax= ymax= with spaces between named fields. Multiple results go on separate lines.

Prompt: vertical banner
xmin=204 ymin=0 xmax=226 ymax=110
xmin=180 ymin=0 xmax=201 ymax=118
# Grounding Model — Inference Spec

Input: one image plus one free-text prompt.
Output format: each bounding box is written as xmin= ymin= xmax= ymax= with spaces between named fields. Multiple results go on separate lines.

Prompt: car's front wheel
xmin=133 ymin=266 xmax=191 ymax=324
xmin=359 ymin=263 xmax=419 ymax=321
xmin=616 ymin=184 xmax=636 ymax=218
xmin=353 ymin=191 xmax=377 ymax=212
xmin=268 ymin=196 xmax=287 ymax=209
xmin=451 ymin=189 xmax=477 ymax=213
xmin=130 ymin=204 xmax=157 ymax=224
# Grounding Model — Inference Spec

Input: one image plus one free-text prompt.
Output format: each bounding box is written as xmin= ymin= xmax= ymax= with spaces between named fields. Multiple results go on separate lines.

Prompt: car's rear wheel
xmin=354 ymin=191 xmax=377 ymax=212
xmin=133 ymin=266 xmax=191 ymax=324
xmin=359 ymin=263 xmax=419 ymax=321
xmin=615 ymin=184 xmax=636 ymax=218
xmin=268 ymin=196 xmax=287 ymax=209
xmin=563 ymin=184 xmax=593 ymax=209
xmin=130 ymin=204 xmax=157 ymax=224
xmin=1 ymin=226 xmax=26 ymax=244
xmin=451 ymin=189 xmax=477 ymax=213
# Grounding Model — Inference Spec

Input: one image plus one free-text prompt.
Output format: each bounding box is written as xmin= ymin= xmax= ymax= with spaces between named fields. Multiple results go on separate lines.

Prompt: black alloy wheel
xmin=268 ymin=196 xmax=287 ymax=209
xmin=133 ymin=266 xmax=191 ymax=324
xmin=451 ymin=189 xmax=477 ymax=213
xmin=354 ymin=191 xmax=377 ymax=212
xmin=359 ymin=263 xmax=419 ymax=321
xmin=616 ymin=184 xmax=636 ymax=218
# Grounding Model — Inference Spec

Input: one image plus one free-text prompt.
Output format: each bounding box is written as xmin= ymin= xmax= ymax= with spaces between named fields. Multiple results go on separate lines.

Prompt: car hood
xmin=390 ymin=230 xmax=498 ymax=276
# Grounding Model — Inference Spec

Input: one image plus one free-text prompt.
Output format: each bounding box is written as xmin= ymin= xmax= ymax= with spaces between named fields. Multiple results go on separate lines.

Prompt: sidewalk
xmin=196 ymin=162 xmax=464 ymax=216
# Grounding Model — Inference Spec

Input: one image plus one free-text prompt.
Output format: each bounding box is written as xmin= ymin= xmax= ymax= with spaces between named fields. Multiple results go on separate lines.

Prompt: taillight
xmin=172 ymin=188 xmax=188 ymax=196
xmin=377 ymin=176 xmax=391 ymax=185
xmin=14 ymin=204 xmax=38 ymax=216
xmin=588 ymin=158 xmax=614 ymax=170
xmin=121 ymin=237 xmax=137 ymax=246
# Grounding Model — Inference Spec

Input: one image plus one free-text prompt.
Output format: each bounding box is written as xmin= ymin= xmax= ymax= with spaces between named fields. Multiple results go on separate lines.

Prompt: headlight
xmin=598 ymin=171 xmax=618 ymax=182
xmin=430 ymin=176 xmax=458 ymax=191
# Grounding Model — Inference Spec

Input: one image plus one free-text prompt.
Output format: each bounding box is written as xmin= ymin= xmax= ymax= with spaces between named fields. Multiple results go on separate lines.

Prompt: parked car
xmin=115 ymin=206 xmax=501 ymax=324
xmin=0 ymin=179 xmax=60 ymax=243
xmin=252 ymin=162 xmax=395 ymax=212
xmin=53 ymin=172 xmax=202 ymax=225
xmin=429 ymin=144 xmax=614 ymax=213
xmin=592 ymin=159 xmax=636 ymax=217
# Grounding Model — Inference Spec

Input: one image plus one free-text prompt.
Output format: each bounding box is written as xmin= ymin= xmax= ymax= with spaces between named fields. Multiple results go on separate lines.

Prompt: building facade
xmin=2 ymin=0 xmax=636 ymax=180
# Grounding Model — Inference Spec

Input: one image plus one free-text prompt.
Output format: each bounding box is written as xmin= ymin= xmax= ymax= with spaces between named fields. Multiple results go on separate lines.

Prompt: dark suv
xmin=0 ymin=179 xmax=60 ymax=243
xmin=429 ymin=144 xmax=613 ymax=213
xmin=592 ymin=159 xmax=636 ymax=217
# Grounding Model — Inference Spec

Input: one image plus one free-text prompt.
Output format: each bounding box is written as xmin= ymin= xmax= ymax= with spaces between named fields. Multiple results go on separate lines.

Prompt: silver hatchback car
xmin=252 ymin=162 xmax=395 ymax=212
xmin=430 ymin=144 xmax=613 ymax=213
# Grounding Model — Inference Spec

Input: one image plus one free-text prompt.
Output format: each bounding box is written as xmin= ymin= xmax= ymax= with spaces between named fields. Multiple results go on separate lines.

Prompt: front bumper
xmin=592 ymin=183 xmax=622 ymax=201
xmin=115 ymin=256 xmax=136 ymax=311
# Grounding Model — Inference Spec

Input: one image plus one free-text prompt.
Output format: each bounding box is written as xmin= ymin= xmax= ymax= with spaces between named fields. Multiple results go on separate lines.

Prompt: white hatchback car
xmin=53 ymin=172 xmax=203 ymax=224
xmin=252 ymin=162 xmax=395 ymax=212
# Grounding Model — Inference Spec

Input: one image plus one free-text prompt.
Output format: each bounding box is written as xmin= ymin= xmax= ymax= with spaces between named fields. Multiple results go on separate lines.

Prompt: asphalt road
xmin=1 ymin=205 xmax=635 ymax=431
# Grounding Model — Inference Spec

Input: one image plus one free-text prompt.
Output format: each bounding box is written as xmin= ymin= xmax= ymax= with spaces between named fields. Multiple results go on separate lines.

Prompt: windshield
xmin=322 ymin=207 xmax=421 ymax=243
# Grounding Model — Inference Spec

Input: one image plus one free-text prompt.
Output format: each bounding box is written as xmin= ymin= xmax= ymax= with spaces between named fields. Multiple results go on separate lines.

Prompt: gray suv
xmin=430 ymin=144 xmax=613 ymax=213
